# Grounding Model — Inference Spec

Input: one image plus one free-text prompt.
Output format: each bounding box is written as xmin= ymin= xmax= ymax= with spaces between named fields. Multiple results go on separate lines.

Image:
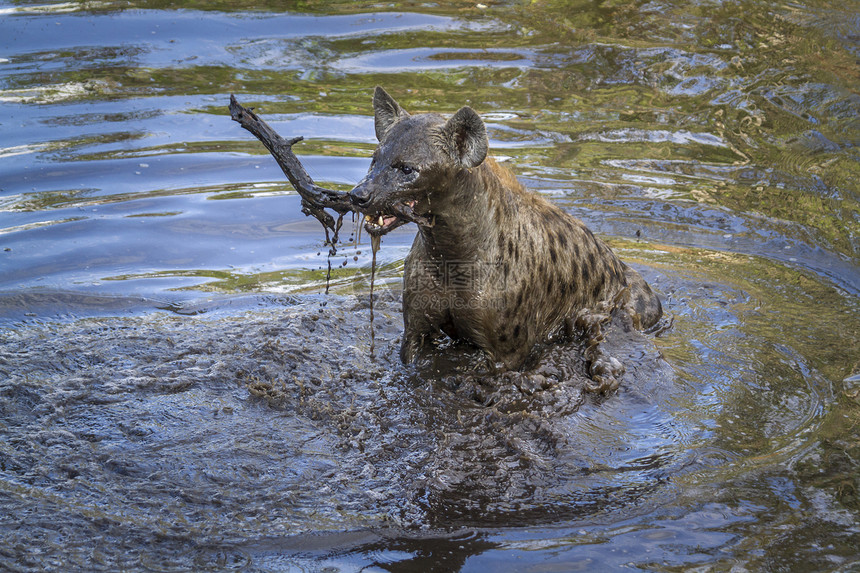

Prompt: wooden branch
xmin=228 ymin=95 xmax=355 ymax=250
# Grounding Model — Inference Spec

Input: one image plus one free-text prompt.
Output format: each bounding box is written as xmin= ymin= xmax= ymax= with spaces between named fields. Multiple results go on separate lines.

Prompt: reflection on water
xmin=1 ymin=0 xmax=858 ymax=570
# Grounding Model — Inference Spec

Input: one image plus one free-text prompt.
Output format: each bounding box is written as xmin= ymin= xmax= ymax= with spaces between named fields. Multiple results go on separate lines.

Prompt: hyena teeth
xmin=378 ymin=216 xmax=384 ymax=226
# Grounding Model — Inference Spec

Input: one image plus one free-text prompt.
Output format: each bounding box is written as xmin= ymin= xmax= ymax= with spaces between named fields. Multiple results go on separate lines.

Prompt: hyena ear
xmin=435 ymin=106 xmax=488 ymax=168
xmin=373 ymin=86 xmax=409 ymax=141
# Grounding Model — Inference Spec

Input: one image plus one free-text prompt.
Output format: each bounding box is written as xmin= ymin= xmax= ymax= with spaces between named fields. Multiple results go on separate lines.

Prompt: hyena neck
xmin=417 ymin=161 xmax=508 ymax=262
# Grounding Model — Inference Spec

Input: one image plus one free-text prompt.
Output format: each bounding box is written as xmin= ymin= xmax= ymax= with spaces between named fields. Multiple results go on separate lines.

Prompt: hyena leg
xmin=399 ymin=289 xmax=449 ymax=364
xmin=400 ymin=313 xmax=441 ymax=363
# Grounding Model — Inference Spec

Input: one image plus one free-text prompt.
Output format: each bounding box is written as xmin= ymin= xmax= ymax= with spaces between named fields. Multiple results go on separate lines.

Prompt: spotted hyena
xmin=349 ymin=87 xmax=662 ymax=374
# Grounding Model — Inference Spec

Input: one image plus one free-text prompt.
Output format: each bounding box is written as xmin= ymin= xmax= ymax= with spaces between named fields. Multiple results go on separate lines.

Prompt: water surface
xmin=1 ymin=0 xmax=859 ymax=571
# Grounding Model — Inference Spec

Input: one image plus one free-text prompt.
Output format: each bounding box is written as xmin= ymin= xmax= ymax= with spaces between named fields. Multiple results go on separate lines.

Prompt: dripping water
xmin=323 ymin=213 xmax=345 ymax=295
xmin=369 ymin=232 xmax=381 ymax=357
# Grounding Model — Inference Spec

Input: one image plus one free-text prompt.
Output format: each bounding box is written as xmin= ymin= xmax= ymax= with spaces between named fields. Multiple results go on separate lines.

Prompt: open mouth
xmin=362 ymin=199 xmax=433 ymax=236
xmin=364 ymin=212 xmax=405 ymax=236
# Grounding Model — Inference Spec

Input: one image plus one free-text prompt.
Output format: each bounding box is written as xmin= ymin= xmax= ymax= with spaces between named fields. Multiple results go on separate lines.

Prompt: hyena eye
xmin=398 ymin=164 xmax=416 ymax=175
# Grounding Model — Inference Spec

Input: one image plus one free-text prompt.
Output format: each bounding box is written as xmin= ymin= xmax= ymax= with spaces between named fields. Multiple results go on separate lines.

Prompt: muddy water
xmin=1 ymin=0 xmax=859 ymax=571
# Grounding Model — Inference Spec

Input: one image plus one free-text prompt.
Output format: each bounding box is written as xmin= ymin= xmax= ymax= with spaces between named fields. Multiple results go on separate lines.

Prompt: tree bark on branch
xmin=228 ymin=94 xmax=356 ymax=251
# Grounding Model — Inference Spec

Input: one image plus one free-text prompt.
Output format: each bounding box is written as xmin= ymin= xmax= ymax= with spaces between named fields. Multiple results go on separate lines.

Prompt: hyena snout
xmin=348 ymin=179 xmax=374 ymax=208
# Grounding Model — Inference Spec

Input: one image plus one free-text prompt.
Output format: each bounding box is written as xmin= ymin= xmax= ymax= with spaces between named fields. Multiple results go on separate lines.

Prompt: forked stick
xmin=228 ymin=94 xmax=355 ymax=249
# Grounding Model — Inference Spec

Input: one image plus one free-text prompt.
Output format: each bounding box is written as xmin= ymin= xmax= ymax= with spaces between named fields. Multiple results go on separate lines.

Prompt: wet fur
xmin=351 ymin=87 xmax=663 ymax=373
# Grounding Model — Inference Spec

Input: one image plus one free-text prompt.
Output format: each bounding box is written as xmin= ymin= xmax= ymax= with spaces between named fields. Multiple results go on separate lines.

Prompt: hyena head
xmin=349 ymin=86 xmax=489 ymax=236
